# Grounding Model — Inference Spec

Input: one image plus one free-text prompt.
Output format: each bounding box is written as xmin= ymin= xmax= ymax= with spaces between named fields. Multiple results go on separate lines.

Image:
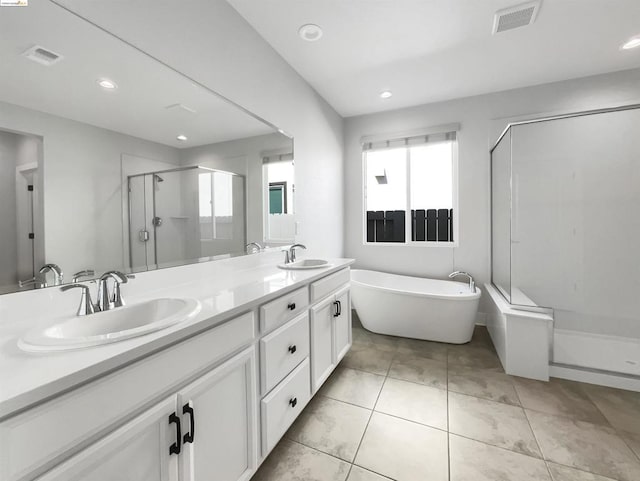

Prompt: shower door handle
xmin=139 ymin=230 xmax=149 ymax=242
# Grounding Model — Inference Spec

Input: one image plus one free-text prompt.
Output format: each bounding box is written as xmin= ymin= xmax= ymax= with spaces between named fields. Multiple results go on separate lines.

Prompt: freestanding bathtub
xmin=351 ymin=269 xmax=482 ymax=344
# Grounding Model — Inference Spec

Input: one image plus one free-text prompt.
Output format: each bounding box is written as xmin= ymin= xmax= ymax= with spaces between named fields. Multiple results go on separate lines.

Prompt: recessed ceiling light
xmin=176 ymin=135 xmax=188 ymax=141
xmin=97 ymin=78 xmax=117 ymax=90
xmin=380 ymin=90 xmax=393 ymax=99
xmin=621 ymin=35 xmax=640 ymax=50
xmin=298 ymin=24 xmax=323 ymax=42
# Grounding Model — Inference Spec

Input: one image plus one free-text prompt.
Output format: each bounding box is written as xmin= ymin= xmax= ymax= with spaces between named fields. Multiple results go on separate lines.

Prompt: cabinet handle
xmin=183 ymin=403 xmax=195 ymax=444
xmin=289 ymin=397 xmax=298 ymax=408
xmin=168 ymin=412 xmax=181 ymax=455
xmin=287 ymin=302 xmax=296 ymax=310
xmin=338 ymin=300 xmax=342 ymax=316
xmin=333 ymin=301 xmax=340 ymax=317
xmin=288 ymin=344 xmax=297 ymax=354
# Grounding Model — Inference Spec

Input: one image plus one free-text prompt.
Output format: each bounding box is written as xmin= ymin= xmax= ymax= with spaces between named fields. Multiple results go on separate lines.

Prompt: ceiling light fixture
xmin=176 ymin=135 xmax=188 ymax=141
xmin=621 ymin=35 xmax=640 ymax=50
xmin=298 ymin=24 xmax=323 ymax=42
xmin=97 ymin=78 xmax=117 ymax=90
xmin=380 ymin=90 xmax=393 ymax=99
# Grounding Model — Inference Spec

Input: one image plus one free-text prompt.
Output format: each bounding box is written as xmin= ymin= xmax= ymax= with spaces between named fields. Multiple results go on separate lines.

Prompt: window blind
xmin=262 ymin=152 xmax=294 ymax=164
xmin=361 ymin=123 xmax=459 ymax=152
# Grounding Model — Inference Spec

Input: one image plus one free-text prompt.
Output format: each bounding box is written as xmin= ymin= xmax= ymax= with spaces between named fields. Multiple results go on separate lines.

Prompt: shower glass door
xmin=128 ymin=166 xmax=246 ymax=270
xmin=491 ymin=106 xmax=640 ymax=376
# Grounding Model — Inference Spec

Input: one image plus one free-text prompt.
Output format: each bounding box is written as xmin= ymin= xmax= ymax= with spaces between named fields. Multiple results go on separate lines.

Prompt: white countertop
xmin=0 ymin=253 xmax=354 ymax=419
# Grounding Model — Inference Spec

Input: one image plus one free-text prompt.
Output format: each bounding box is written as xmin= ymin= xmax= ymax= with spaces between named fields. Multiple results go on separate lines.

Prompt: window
xmin=363 ymin=129 xmax=457 ymax=244
xmin=262 ymin=155 xmax=295 ymax=242
xmin=199 ymin=171 xmax=234 ymax=240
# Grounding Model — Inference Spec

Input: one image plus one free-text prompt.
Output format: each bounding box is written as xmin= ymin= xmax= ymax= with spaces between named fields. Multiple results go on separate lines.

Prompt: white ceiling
xmin=0 ymin=1 xmax=275 ymax=148
xmin=228 ymin=0 xmax=640 ymax=117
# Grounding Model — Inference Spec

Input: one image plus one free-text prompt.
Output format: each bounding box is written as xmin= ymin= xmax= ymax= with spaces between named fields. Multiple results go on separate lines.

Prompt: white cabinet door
xmin=310 ymin=296 xmax=336 ymax=393
xmin=36 ymin=397 xmax=179 ymax=481
xmin=333 ymin=286 xmax=352 ymax=363
xmin=178 ymin=346 xmax=257 ymax=481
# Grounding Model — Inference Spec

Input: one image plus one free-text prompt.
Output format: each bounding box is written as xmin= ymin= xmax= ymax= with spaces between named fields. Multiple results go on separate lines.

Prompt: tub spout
xmin=449 ymin=271 xmax=475 ymax=293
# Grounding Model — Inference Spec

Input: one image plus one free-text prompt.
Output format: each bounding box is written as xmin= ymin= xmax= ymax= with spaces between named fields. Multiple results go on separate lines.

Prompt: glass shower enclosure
xmin=491 ymin=105 xmax=640 ymax=377
xmin=128 ymin=166 xmax=246 ymax=271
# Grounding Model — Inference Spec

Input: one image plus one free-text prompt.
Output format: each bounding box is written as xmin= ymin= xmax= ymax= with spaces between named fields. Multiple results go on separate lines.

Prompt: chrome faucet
xmin=245 ymin=242 xmax=263 ymax=254
xmin=60 ymin=270 xmax=135 ymax=316
xmin=39 ymin=264 xmax=63 ymax=286
xmin=72 ymin=269 xmax=95 ymax=283
xmin=97 ymin=271 xmax=133 ymax=311
xmin=448 ymin=271 xmax=476 ymax=293
xmin=60 ymin=284 xmax=95 ymax=316
xmin=286 ymin=244 xmax=307 ymax=263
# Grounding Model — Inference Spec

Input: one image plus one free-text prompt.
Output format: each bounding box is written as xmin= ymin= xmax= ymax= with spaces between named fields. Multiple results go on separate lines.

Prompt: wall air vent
xmin=492 ymin=1 xmax=540 ymax=34
xmin=22 ymin=45 xmax=63 ymax=66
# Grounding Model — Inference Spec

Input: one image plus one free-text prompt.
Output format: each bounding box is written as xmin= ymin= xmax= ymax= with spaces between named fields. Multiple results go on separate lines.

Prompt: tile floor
xmin=253 ymin=314 xmax=640 ymax=481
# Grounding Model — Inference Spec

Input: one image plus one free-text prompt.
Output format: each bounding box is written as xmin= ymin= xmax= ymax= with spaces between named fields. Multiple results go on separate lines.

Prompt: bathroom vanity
xmin=0 ymin=254 xmax=353 ymax=481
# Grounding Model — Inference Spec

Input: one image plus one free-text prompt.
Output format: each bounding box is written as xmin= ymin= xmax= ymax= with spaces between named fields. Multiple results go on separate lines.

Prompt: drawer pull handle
xmin=333 ymin=301 xmax=340 ymax=317
xmin=338 ymin=300 xmax=342 ymax=316
xmin=288 ymin=344 xmax=297 ymax=354
xmin=289 ymin=397 xmax=298 ymax=408
xmin=287 ymin=302 xmax=296 ymax=310
xmin=183 ymin=403 xmax=195 ymax=444
xmin=168 ymin=412 xmax=181 ymax=455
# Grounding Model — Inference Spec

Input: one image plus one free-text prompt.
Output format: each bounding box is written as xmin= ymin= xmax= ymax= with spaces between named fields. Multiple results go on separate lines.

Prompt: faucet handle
xmin=60 ymin=284 xmax=95 ymax=316
xmin=100 ymin=270 xmax=129 ymax=283
xmin=19 ymin=277 xmax=45 ymax=289
xmin=72 ymin=269 xmax=95 ymax=283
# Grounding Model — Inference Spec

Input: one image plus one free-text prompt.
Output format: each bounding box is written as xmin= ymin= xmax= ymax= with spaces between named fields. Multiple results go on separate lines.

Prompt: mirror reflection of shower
xmin=128 ymin=165 xmax=246 ymax=270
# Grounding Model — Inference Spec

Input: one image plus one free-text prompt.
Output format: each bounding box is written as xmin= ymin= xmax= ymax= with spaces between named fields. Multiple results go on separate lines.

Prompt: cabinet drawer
xmin=0 ymin=312 xmax=255 ymax=481
xmin=260 ymin=312 xmax=310 ymax=394
xmin=260 ymin=286 xmax=308 ymax=334
xmin=310 ymin=268 xmax=350 ymax=303
xmin=260 ymin=358 xmax=310 ymax=454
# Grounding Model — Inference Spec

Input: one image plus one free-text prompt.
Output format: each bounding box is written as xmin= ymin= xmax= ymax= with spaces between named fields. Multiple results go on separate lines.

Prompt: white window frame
xmin=361 ymin=128 xmax=459 ymax=248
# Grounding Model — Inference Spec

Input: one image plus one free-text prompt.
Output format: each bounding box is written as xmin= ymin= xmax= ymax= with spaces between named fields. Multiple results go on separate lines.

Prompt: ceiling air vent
xmin=22 ymin=45 xmax=63 ymax=66
xmin=492 ymin=1 xmax=540 ymax=34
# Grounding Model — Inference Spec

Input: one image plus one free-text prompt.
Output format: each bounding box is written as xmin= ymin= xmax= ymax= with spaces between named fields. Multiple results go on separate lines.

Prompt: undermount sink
xmin=278 ymin=259 xmax=332 ymax=270
xmin=18 ymin=298 xmax=201 ymax=353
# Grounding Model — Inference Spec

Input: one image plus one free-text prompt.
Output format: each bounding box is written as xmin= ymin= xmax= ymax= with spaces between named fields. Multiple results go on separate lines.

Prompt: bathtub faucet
xmin=449 ymin=271 xmax=476 ymax=293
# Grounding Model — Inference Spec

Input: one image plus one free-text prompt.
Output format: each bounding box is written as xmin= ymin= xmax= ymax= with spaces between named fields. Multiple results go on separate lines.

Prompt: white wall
xmin=344 ymin=67 xmax=640 ymax=313
xmin=60 ymin=0 xmax=345 ymax=259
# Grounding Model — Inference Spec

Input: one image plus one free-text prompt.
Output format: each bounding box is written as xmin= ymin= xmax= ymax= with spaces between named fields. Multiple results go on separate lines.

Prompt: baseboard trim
xmin=550 ymin=363 xmax=640 ymax=392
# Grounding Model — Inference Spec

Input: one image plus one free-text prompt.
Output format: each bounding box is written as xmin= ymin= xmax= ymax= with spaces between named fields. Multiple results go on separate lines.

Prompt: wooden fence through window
xmin=366 ymin=209 xmax=453 ymax=242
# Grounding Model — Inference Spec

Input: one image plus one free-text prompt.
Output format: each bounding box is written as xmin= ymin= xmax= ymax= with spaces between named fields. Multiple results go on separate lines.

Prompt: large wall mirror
xmin=0 ymin=1 xmax=294 ymax=295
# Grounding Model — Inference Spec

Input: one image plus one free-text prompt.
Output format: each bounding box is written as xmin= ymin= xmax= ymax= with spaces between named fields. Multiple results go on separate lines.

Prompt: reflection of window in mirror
xmin=199 ymin=172 xmax=234 ymax=241
xmin=269 ymin=182 xmax=287 ymax=214
xmin=263 ymin=155 xmax=295 ymax=244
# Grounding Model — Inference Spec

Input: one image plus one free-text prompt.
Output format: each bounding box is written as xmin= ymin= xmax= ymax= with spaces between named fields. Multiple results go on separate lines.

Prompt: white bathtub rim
xmin=351 ymin=269 xmax=481 ymax=301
